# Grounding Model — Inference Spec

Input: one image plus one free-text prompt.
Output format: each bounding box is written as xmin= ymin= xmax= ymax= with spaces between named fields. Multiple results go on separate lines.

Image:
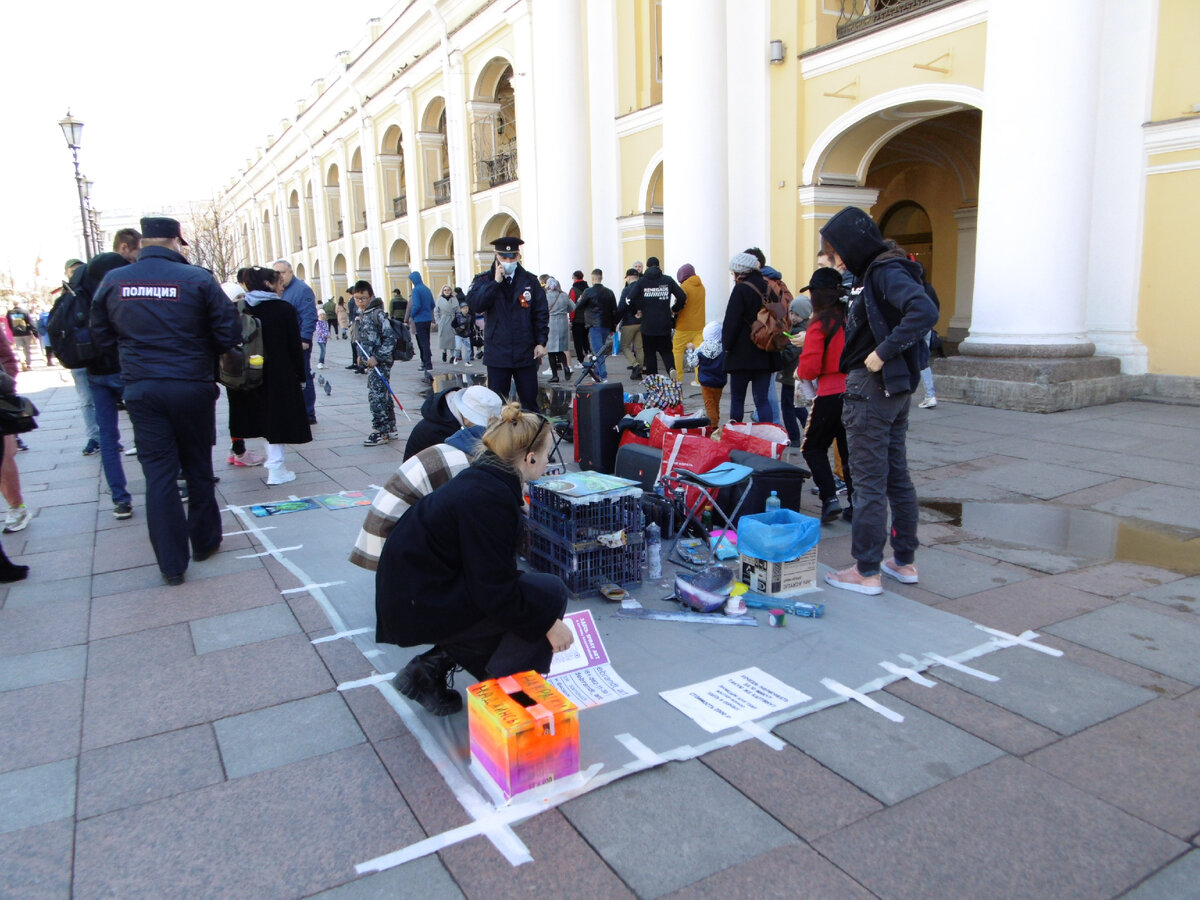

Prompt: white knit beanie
xmin=729 ymin=252 xmax=760 ymax=275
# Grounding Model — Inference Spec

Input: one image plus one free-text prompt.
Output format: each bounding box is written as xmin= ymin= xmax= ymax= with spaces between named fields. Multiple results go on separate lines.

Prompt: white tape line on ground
xmin=363 ymin=649 xmax=383 ymax=658
xmin=237 ymin=544 xmax=302 ymax=559
xmin=740 ymin=720 xmax=786 ymax=750
xmin=975 ymin=625 xmax=1064 ymax=657
xmin=337 ymin=672 xmax=395 ymax=692
xmin=223 ymin=526 xmax=276 ymax=537
xmin=283 ymin=581 xmax=347 ymax=596
xmin=312 ymin=626 xmax=371 ymax=644
xmin=822 ymin=678 xmax=905 ymax=723
xmin=924 ymin=653 xmax=1000 ymax=682
xmin=879 ymin=660 xmax=937 ymax=687
xmin=616 ymin=733 xmax=662 ymax=764
xmin=228 ymin=508 xmax=350 ymax=635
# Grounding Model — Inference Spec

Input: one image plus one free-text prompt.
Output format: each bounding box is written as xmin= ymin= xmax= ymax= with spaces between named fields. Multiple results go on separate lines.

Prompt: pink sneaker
xmin=881 ymin=559 xmax=919 ymax=584
xmin=230 ymin=450 xmax=265 ymax=467
xmin=824 ymin=566 xmax=883 ymax=595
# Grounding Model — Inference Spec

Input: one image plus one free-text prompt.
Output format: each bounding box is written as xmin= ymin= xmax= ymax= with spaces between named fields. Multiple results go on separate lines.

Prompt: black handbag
xmin=0 ymin=394 xmax=38 ymax=435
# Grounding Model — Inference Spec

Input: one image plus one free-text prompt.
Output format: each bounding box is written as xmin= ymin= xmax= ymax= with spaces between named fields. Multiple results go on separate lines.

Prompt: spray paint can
xmin=646 ymin=522 xmax=662 ymax=580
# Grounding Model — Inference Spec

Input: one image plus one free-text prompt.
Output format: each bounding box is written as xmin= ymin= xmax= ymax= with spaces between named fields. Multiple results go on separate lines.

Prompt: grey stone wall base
xmin=1135 ymin=374 xmax=1200 ymax=405
xmin=930 ymin=356 xmax=1135 ymax=413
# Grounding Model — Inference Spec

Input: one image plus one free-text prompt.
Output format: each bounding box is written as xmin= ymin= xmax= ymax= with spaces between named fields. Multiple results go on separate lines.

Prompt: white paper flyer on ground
xmin=660 ymin=666 xmax=812 ymax=733
xmin=548 ymin=610 xmax=636 ymax=709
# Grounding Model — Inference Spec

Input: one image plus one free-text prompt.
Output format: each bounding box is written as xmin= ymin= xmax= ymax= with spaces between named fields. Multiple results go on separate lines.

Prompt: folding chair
xmin=662 ymin=461 xmax=755 ymax=569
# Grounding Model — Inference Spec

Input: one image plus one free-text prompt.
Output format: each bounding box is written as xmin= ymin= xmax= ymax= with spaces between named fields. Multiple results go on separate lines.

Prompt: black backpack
xmin=218 ymin=300 xmax=266 ymax=391
xmin=389 ymin=317 xmax=414 ymax=362
xmin=46 ymin=277 xmax=97 ymax=369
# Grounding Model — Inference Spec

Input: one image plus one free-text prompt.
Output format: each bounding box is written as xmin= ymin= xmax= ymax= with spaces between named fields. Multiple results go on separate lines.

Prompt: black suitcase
xmin=615 ymin=443 xmax=662 ymax=491
xmin=721 ymin=449 xmax=810 ymax=523
xmin=575 ymin=381 xmax=625 ymax=473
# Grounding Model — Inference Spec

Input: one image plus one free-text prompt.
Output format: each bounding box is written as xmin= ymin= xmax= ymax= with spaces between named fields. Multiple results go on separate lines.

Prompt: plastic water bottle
xmin=646 ymin=522 xmax=662 ymax=579
xmin=765 ymin=490 xmax=781 ymax=512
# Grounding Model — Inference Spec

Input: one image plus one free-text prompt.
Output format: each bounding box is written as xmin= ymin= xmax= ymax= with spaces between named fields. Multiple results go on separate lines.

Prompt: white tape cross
xmin=924 ymin=653 xmax=1000 ymax=682
xmin=879 ymin=660 xmax=937 ymax=687
xmin=975 ymin=625 xmax=1064 ymax=657
xmin=822 ymin=678 xmax=905 ymax=723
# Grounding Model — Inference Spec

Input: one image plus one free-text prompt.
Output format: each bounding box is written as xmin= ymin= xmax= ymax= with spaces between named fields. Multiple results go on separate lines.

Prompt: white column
xmin=397 ymin=87 xmax=423 ymax=282
xmin=359 ymin=115 xmax=386 ymax=291
xmin=586 ymin=0 xmax=621 ymax=281
xmin=442 ymin=48 xmax=474 ymax=286
xmin=1085 ymin=0 xmax=1154 ymax=373
xmin=663 ymin=0 xmax=728 ymax=323
xmin=530 ymin=0 xmax=590 ymax=279
xmin=948 ymin=206 xmax=977 ymax=342
xmin=724 ymin=0 xmax=769 ymax=263
xmin=511 ymin=2 xmax=542 ymax=269
xmin=963 ymin=0 xmax=1102 ymax=357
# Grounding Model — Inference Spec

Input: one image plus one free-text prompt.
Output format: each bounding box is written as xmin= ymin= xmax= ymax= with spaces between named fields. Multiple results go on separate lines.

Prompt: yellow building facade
xmin=225 ymin=0 xmax=1200 ymax=408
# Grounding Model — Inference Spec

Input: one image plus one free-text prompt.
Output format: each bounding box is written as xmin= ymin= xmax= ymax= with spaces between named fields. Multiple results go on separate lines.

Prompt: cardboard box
xmin=740 ymin=546 xmax=818 ymax=596
xmin=467 ymin=671 xmax=580 ymax=800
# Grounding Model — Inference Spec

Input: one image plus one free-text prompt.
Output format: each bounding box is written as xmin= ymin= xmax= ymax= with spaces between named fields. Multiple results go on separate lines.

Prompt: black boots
xmin=394 ymin=647 xmax=463 ymax=716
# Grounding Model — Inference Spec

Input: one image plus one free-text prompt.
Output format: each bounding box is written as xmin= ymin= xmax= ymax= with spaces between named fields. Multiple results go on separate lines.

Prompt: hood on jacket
xmin=820 ymin=207 xmax=887 ymax=278
xmin=409 ymin=271 xmax=425 ymax=287
xmin=82 ymin=252 xmax=131 ymax=295
xmin=676 ymin=263 xmax=696 ymax=282
xmin=421 ymin=387 xmax=464 ymax=429
xmin=643 ymin=265 xmax=663 ymax=279
xmin=367 ymin=297 xmax=385 ymax=311
xmin=760 ymin=264 xmax=783 ymax=281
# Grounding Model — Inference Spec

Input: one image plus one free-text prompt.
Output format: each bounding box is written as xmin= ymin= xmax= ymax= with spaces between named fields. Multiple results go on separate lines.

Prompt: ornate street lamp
xmin=58 ymin=110 xmax=95 ymax=259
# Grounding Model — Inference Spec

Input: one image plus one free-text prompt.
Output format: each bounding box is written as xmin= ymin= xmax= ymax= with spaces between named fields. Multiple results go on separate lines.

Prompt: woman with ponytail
xmin=375 ymin=401 xmax=574 ymax=715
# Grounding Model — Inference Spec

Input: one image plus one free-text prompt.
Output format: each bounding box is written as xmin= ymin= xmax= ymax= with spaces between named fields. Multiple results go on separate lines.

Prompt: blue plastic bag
xmin=737 ymin=509 xmax=820 ymax=563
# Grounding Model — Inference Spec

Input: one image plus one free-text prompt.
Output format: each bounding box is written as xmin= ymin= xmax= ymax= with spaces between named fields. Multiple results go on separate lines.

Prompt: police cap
xmin=490 ymin=236 xmax=524 ymax=254
xmin=140 ymin=216 xmax=188 ymax=246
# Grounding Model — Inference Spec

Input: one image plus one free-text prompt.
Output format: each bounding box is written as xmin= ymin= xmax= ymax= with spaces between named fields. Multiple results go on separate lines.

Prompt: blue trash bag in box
xmin=737 ymin=509 xmax=820 ymax=563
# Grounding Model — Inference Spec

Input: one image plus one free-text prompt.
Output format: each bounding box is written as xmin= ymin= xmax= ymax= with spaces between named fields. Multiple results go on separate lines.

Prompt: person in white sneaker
xmin=228 ymin=267 xmax=313 ymax=487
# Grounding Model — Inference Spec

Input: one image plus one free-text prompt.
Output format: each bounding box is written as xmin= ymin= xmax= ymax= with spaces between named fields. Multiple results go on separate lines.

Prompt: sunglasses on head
xmin=524 ymin=413 xmax=549 ymax=454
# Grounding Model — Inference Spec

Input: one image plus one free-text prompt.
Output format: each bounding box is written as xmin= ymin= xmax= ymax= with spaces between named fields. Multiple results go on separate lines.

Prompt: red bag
xmin=720 ymin=421 xmax=789 ymax=459
xmin=658 ymin=434 xmax=731 ymax=510
xmin=618 ymin=429 xmax=652 ymax=449
xmin=648 ymin=414 xmax=712 ymax=450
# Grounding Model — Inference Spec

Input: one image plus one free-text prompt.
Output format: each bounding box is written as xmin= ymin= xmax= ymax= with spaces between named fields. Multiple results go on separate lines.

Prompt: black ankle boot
xmin=0 ymin=562 xmax=30 ymax=583
xmin=394 ymin=648 xmax=463 ymax=716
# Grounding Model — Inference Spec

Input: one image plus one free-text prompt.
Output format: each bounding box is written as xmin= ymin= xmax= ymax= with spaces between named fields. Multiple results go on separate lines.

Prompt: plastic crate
xmin=526 ymin=519 xmax=644 ymax=594
xmin=528 ymin=482 xmax=644 ymax=544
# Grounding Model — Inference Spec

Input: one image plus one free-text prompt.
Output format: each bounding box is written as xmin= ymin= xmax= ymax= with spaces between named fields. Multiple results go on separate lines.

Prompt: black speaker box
xmin=720 ymin=449 xmax=810 ymax=522
xmin=574 ymin=381 xmax=625 ymax=473
xmin=615 ymin=443 xmax=662 ymax=491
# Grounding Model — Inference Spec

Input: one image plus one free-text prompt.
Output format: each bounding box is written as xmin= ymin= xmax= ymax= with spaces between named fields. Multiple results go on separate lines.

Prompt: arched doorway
xmin=332 ymin=253 xmax=347 ymax=299
xmin=427 ymin=227 xmax=455 ymax=290
xmin=349 ymin=147 xmax=366 ymax=232
xmin=380 ymin=124 xmax=407 ymax=219
xmin=420 ymin=99 xmax=450 ymax=209
xmin=325 ymin=164 xmax=343 ymax=239
xmin=387 ymin=238 xmax=411 ymax=297
xmin=477 ymin=213 xmax=520 ymax=269
xmin=357 ymin=246 xmax=372 ymax=287
xmin=803 ymin=91 xmax=982 ymax=342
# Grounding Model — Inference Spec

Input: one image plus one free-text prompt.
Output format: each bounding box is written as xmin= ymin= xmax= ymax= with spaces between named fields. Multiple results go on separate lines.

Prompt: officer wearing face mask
xmin=467 ymin=236 xmax=548 ymax=411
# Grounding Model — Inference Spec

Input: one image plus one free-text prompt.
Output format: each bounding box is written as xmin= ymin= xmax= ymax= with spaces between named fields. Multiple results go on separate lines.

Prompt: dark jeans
xmin=487 ymin=363 xmax=540 ymax=411
xmin=414 ymin=320 xmax=433 ymax=371
xmin=571 ymin=319 xmax=589 ymax=363
xmin=802 ymin=393 xmax=851 ymax=502
xmin=641 ymin=334 xmax=674 ymax=377
xmin=302 ymin=344 xmax=315 ymax=419
xmin=88 ymin=373 xmax=131 ymax=506
xmin=124 ymin=380 xmax=221 ymax=578
xmin=841 ymin=368 xmax=918 ymax=575
xmin=780 ymin=382 xmax=807 ymax=443
xmin=439 ymin=572 xmax=569 ymax=681
xmin=727 ymin=370 xmax=773 ymax=423
xmin=588 ymin=327 xmax=611 ymax=380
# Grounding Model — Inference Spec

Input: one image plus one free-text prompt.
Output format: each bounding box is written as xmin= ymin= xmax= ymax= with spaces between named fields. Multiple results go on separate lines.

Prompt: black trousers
xmin=439 ymin=572 xmax=569 ymax=681
xmin=641 ymin=334 xmax=675 ymax=377
xmin=487 ymin=363 xmax=540 ymax=411
xmin=124 ymin=380 xmax=222 ymax=577
xmin=571 ymin=319 xmax=589 ymax=363
xmin=802 ymin=393 xmax=852 ymax=502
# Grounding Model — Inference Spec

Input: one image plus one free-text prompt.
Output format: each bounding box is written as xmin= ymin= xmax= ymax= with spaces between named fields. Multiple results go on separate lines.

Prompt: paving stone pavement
xmin=2 ymin=344 xmax=1198 ymax=899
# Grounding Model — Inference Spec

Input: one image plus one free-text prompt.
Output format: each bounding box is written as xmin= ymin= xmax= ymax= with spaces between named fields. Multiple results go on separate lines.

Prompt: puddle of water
xmin=920 ymin=501 xmax=1200 ymax=576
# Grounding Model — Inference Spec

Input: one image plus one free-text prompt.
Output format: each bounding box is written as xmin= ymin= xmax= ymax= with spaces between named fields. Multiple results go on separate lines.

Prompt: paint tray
xmin=675 ymin=565 xmax=736 ymax=613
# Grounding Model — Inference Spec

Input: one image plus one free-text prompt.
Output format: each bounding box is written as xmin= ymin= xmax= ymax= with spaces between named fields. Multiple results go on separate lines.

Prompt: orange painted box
xmin=467 ymin=671 xmax=580 ymax=800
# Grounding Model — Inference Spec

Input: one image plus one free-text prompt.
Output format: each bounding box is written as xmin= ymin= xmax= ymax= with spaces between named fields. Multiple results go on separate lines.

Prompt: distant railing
xmin=355 ymin=210 xmax=367 ymax=233
xmin=836 ymin=0 xmax=956 ymax=38
xmin=432 ymin=177 xmax=451 ymax=206
xmin=392 ymin=195 xmax=407 ymax=218
xmin=475 ymin=149 xmax=518 ymax=190
xmin=336 ymin=219 xmax=344 ymax=239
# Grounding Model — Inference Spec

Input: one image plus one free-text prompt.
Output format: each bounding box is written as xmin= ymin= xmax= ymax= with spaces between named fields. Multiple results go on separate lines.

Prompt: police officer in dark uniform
xmin=467 ymin=236 xmax=548 ymax=411
xmin=91 ymin=217 xmax=241 ymax=586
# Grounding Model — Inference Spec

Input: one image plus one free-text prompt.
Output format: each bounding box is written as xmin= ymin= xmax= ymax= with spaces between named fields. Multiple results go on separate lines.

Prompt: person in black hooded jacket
xmin=818 ymin=206 xmax=937 ymax=597
xmin=626 ymin=256 xmax=686 ymax=377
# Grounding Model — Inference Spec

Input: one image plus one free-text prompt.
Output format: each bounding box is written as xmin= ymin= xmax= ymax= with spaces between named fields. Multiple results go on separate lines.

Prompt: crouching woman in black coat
xmin=375 ymin=401 xmax=574 ymax=715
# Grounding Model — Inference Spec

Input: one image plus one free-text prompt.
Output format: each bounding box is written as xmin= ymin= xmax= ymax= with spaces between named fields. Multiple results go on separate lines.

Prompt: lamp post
xmin=58 ymin=111 xmax=94 ymax=259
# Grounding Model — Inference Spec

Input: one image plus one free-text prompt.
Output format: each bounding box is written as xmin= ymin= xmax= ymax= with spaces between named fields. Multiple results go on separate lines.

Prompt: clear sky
xmin=0 ymin=0 xmax=387 ymax=294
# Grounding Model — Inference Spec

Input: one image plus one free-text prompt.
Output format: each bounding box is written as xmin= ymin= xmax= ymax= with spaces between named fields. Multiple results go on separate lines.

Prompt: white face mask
xmin=502 ymin=261 xmax=518 ymax=278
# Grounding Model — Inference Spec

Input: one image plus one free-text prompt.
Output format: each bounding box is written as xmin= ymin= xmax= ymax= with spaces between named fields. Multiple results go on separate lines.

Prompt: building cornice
xmin=1143 ymin=116 xmax=1200 ymax=156
xmin=615 ymin=104 xmax=663 ymax=138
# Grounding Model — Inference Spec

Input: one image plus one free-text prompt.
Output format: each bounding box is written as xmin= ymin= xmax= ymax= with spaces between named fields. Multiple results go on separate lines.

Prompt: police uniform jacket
xmin=467 ymin=264 xmax=549 ymax=369
xmin=374 ymin=458 xmax=560 ymax=648
xmin=91 ymin=246 xmax=240 ymax=383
